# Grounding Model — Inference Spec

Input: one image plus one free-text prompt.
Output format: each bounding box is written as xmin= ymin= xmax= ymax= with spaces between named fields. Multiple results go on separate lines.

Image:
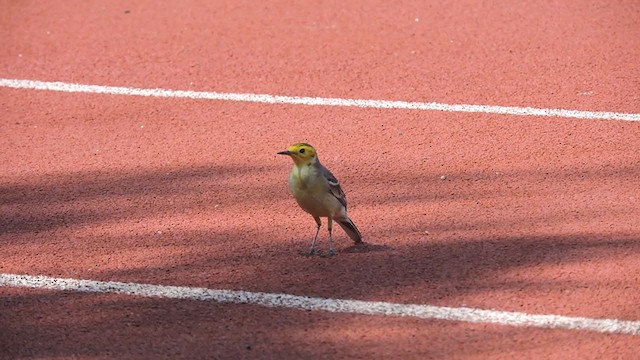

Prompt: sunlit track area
xmin=1 ymin=78 xmax=639 ymax=121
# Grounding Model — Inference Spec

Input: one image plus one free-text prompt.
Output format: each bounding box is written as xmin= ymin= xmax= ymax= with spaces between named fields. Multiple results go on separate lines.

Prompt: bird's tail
xmin=336 ymin=216 xmax=362 ymax=244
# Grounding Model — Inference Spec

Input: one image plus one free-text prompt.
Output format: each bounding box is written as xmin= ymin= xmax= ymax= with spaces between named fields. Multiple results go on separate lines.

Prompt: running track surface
xmin=2 ymin=1 xmax=640 ymax=358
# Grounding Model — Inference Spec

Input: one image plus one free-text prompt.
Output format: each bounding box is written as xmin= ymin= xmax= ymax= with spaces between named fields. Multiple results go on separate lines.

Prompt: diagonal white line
xmin=1 ymin=273 xmax=639 ymax=335
xmin=1 ymin=78 xmax=639 ymax=121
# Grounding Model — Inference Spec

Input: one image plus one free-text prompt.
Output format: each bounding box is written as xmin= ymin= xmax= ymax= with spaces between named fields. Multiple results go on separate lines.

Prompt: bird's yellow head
xmin=277 ymin=143 xmax=317 ymax=166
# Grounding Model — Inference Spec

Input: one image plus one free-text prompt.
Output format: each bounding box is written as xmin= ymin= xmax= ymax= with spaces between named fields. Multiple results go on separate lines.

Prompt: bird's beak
xmin=277 ymin=150 xmax=293 ymax=156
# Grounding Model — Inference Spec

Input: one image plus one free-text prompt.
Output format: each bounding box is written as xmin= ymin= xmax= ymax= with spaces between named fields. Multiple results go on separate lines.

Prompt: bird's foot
xmin=327 ymin=249 xmax=336 ymax=257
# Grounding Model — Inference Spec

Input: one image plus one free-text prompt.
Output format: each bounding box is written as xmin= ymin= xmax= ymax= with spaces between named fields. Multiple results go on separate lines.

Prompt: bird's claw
xmin=304 ymin=247 xmax=336 ymax=257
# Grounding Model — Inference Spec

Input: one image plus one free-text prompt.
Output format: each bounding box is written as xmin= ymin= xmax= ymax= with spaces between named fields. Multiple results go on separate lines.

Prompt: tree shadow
xmin=1 ymin=287 xmax=595 ymax=359
xmin=2 ymin=229 xmax=639 ymax=359
xmin=0 ymin=162 xmax=284 ymax=236
xmin=82 ymin=228 xmax=640 ymax=310
xmin=2 ymin=160 xmax=639 ymax=358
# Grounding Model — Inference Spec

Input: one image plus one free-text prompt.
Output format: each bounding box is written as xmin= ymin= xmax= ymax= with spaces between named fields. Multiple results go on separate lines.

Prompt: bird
xmin=277 ymin=143 xmax=362 ymax=256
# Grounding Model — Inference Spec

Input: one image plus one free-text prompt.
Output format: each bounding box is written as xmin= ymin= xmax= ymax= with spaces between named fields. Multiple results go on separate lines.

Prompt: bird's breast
xmin=289 ymin=165 xmax=325 ymax=196
xmin=286 ymin=164 xmax=341 ymax=218
xmin=289 ymin=164 xmax=315 ymax=189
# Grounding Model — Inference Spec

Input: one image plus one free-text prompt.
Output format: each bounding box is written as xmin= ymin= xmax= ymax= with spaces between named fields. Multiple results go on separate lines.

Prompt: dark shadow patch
xmin=342 ymin=242 xmax=392 ymax=253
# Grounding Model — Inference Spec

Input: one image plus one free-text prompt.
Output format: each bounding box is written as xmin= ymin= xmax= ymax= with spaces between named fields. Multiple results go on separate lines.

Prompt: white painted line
xmin=1 ymin=273 xmax=639 ymax=335
xmin=1 ymin=78 xmax=639 ymax=121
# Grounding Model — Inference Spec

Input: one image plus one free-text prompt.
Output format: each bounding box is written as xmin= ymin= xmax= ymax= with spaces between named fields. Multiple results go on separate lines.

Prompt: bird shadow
xmin=342 ymin=242 xmax=392 ymax=253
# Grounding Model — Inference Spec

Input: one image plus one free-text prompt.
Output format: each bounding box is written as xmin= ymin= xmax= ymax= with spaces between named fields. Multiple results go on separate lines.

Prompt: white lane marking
xmin=2 ymin=273 xmax=639 ymax=335
xmin=1 ymin=78 xmax=639 ymax=122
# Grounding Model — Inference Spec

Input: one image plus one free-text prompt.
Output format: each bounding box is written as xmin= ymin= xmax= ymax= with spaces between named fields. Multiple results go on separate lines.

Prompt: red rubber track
xmin=2 ymin=1 xmax=640 ymax=358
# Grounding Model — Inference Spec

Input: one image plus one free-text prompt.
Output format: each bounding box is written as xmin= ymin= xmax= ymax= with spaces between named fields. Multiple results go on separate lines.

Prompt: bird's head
xmin=277 ymin=143 xmax=318 ymax=166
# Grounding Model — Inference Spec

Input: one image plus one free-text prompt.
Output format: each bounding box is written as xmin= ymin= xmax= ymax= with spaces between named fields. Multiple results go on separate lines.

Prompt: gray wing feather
xmin=320 ymin=165 xmax=348 ymax=210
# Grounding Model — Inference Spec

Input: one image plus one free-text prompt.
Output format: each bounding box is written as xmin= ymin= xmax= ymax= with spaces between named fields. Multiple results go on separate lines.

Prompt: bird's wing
xmin=321 ymin=165 xmax=348 ymax=210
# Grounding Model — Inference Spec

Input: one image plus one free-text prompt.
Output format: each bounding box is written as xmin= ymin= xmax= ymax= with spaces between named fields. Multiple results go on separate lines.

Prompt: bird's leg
xmin=308 ymin=217 xmax=322 ymax=255
xmin=327 ymin=217 xmax=336 ymax=257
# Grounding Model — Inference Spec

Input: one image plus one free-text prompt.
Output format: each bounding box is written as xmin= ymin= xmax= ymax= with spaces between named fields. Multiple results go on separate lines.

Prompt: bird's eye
xmin=299 ymin=148 xmax=305 ymax=154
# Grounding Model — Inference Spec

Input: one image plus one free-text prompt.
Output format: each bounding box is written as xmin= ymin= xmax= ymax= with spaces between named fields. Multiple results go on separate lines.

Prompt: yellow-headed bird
xmin=278 ymin=143 xmax=362 ymax=256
